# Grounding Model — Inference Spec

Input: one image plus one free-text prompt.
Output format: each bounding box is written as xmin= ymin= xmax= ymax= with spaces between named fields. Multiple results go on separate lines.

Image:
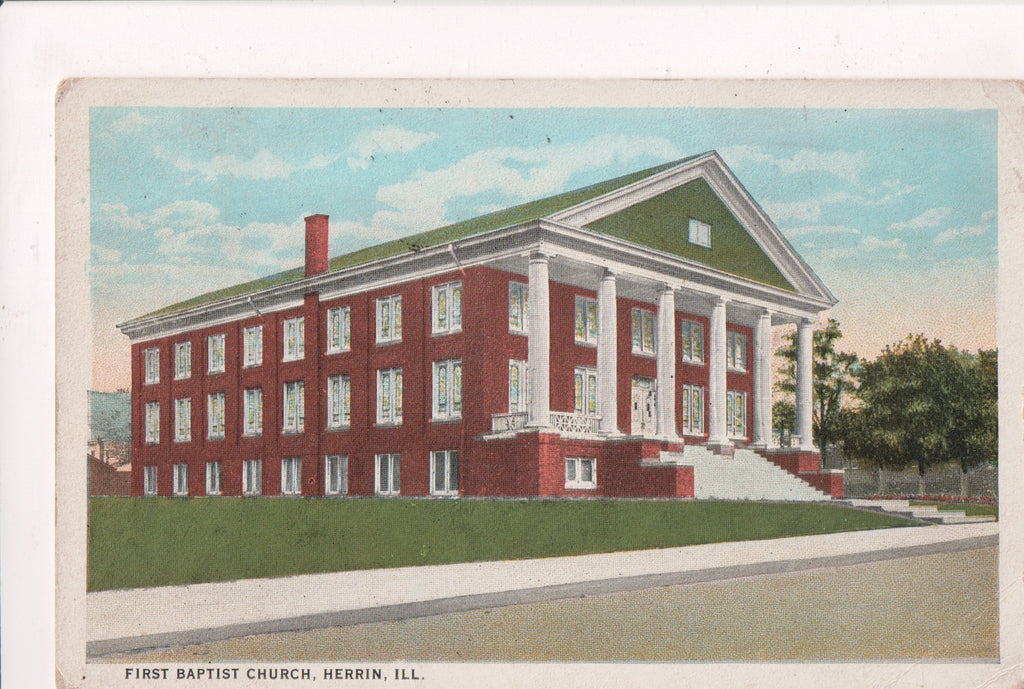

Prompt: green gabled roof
xmin=138 ymin=156 xmax=694 ymax=320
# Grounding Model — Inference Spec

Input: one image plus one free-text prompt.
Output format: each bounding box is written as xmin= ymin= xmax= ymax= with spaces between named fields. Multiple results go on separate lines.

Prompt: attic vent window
xmin=688 ymin=218 xmax=712 ymax=248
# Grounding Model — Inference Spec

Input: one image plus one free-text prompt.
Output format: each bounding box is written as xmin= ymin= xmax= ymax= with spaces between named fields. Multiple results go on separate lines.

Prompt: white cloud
xmin=165 ymin=149 xmax=339 ymax=182
xmin=764 ymin=200 xmax=822 ymax=223
xmin=719 ymin=145 xmax=869 ymax=184
xmin=889 ymin=207 xmax=952 ymax=232
xmin=934 ymin=224 xmax=989 ymax=245
xmin=108 ymin=111 xmax=155 ymax=134
xmin=347 ymin=127 xmax=439 ymax=170
xmin=862 ymin=236 xmax=906 ymax=252
xmin=782 ymin=225 xmax=861 ymax=238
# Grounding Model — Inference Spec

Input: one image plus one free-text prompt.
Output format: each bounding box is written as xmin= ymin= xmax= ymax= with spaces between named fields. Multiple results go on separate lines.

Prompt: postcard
xmin=55 ymin=78 xmax=1023 ymax=688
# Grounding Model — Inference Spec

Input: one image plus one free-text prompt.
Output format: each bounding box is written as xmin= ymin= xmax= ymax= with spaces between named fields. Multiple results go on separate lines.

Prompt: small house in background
xmin=88 ymin=390 xmax=131 ymax=495
xmin=117 ymin=152 xmax=841 ymax=500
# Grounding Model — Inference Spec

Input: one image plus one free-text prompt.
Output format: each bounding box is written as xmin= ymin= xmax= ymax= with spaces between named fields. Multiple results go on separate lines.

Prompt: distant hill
xmin=88 ymin=391 xmax=131 ymax=442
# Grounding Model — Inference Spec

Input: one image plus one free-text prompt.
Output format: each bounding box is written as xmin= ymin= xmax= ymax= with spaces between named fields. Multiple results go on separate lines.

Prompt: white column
xmin=527 ymin=252 xmax=551 ymax=428
xmin=796 ymin=317 xmax=817 ymax=451
xmin=750 ymin=309 xmax=773 ymax=449
xmin=656 ymin=285 xmax=678 ymax=439
xmin=597 ymin=269 xmax=620 ymax=435
xmin=707 ymin=296 xmax=730 ymax=448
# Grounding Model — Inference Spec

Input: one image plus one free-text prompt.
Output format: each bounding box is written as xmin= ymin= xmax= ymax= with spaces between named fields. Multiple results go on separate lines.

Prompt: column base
xmin=704 ymin=441 xmax=735 ymax=458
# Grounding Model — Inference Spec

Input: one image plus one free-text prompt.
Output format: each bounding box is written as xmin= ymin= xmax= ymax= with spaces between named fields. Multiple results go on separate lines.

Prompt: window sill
xmin=565 ymin=484 xmax=597 ymax=491
xmin=324 ymin=348 xmax=351 ymax=356
xmin=632 ymin=350 xmax=656 ymax=359
xmin=326 ymin=425 xmax=350 ymax=432
xmin=375 ymin=339 xmax=402 ymax=347
xmin=241 ymin=432 xmax=262 ymax=439
xmin=242 ymin=363 xmax=262 ymax=370
xmin=727 ymin=367 xmax=748 ymax=374
xmin=281 ymin=430 xmax=305 ymax=436
xmin=431 ymin=416 xmax=462 ymax=424
xmin=174 ymin=376 xmax=191 ymax=382
xmin=144 ymin=380 xmax=159 ymax=386
xmin=509 ymin=328 xmax=529 ymax=337
xmin=682 ymin=431 xmax=705 ymax=438
xmin=430 ymin=492 xmax=460 ymax=498
xmin=208 ymin=370 xmax=225 ymax=376
xmin=324 ymin=492 xmax=348 ymax=498
xmin=432 ymin=328 xmax=463 ymax=337
xmin=376 ymin=421 xmax=403 ymax=428
xmin=281 ymin=356 xmax=305 ymax=364
xmin=574 ymin=340 xmax=598 ymax=348
xmin=174 ymin=439 xmax=191 ymax=444
xmin=207 ymin=436 xmax=225 ymax=442
xmin=681 ymin=359 xmax=705 ymax=367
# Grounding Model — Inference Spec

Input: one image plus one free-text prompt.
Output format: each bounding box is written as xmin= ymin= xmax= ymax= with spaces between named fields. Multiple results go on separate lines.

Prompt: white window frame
xmin=508 ymin=359 xmax=531 ymax=414
xmin=207 ymin=392 xmax=226 ymax=440
xmin=574 ymin=296 xmax=599 ymax=346
xmin=326 ymin=306 xmax=351 ymax=354
xmin=326 ymin=374 xmax=351 ymax=429
xmin=574 ymin=366 xmax=598 ymax=416
xmin=174 ymin=398 xmax=191 ymax=443
xmin=376 ymin=294 xmax=402 ymax=344
xmin=174 ymin=341 xmax=192 ymax=380
xmin=143 ymin=466 xmax=158 ymax=496
xmin=324 ymin=455 xmax=348 ymax=496
xmin=689 ymin=218 xmax=712 ymax=248
xmin=631 ymin=308 xmax=656 ymax=356
xmin=243 ymin=388 xmax=263 ymax=437
xmin=430 ymin=450 xmax=459 ymax=497
xmin=207 ymin=333 xmax=226 ymax=374
xmin=144 ymin=348 xmax=160 ymax=384
xmin=281 ymin=457 xmax=302 ymax=496
xmin=283 ymin=317 xmax=305 ymax=362
xmin=242 ymin=459 xmax=262 ymax=496
xmin=432 ymin=359 xmax=462 ymax=421
xmin=727 ymin=331 xmax=748 ymax=372
xmin=432 ymin=281 xmax=463 ymax=335
xmin=680 ymin=384 xmax=705 ymax=436
xmin=172 ymin=463 xmax=188 ymax=496
xmin=206 ymin=461 xmax=222 ymax=496
xmin=726 ymin=390 xmax=748 ymax=439
xmin=243 ymin=325 xmax=263 ymax=368
xmin=375 ymin=453 xmax=401 ymax=496
xmin=680 ymin=319 xmax=705 ymax=365
xmin=376 ymin=367 xmax=403 ymax=426
xmin=508 ymin=282 xmax=529 ymax=335
xmin=565 ymin=457 xmax=597 ymax=490
xmin=282 ymin=380 xmax=305 ymax=434
xmin=144 ymin=401 xmax=160 ymax=445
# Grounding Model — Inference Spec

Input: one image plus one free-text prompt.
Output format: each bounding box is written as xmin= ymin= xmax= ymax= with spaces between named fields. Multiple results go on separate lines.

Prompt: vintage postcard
xmin=55 ymin=79 xmax=1024 ymax=688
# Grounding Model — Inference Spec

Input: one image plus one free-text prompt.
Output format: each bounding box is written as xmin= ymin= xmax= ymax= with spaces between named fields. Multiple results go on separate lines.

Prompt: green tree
xmin=772 ymin=400 xmax=795 ymax=447
xmin=776 ymin=318 xmax=860 ymax=454
xmin=839 ymin=336 xmax=997 ymax=494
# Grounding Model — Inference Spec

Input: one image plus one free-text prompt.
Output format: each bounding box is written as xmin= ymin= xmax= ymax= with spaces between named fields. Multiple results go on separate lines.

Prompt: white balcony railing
xmin=549 ymin=412 xmax=601 ymax=435
xmin=491 ymin=412 xmax=528 ymax=433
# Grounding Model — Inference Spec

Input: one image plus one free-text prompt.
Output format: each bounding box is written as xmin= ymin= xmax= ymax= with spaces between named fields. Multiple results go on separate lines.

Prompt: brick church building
xmin=118 ymin=151 xmax=843 ymax=500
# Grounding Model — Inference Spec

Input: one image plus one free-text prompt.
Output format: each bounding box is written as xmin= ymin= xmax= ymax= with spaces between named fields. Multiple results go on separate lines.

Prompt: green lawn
xmin=88 ymin=498 xmax=917 ymax=592
xmin=909 ymin=500 xmax=999 ymax=518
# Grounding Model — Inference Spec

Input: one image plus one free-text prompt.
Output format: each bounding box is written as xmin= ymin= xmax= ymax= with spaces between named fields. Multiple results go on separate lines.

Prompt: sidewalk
xmin=88 ymin=521 xmax=997 ymax=657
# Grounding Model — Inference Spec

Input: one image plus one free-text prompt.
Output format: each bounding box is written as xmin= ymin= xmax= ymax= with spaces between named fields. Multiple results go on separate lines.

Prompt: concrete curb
xmin=88 ymin=532 xmax=997 ymax=658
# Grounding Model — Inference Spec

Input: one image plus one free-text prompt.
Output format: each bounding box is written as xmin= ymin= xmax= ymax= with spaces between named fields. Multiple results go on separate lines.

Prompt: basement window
xmin=688 ymin=218 xmax=712 ymax=248
xmin=565 ymin=457 xmax=597 ymax=490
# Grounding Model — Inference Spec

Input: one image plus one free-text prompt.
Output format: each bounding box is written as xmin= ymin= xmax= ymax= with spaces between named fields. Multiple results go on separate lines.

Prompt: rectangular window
xmin=508 ymin=282 xmax=529 ymax=334
xmin=430 ymin=450 xmax=459 ymax=496
xmin=689 ymin=218 xmax=712 ymax=248
xmin=243 ymin=325 xmax=263 ymax=368
xmin=324 ymin=455 xmax=348 ymax=496
xmin=375 ymin=453 xmax=401 ymax=496
xmin=565 ymin=457 xmax=597 ymax=490
xmin=508 ymin=359 xmax=531 ymax=413
xmin=206 ymin=461 xmax=222 ymax=496
xmin=242 ymin=459 xmax=262 ymax=496
xmin=680 ymin=384 xmax=705 ymax=435
xmin=573 ymin=366 xmax=598 ymax=416
xmin=174 ymin=398 xmax=191 ymax=443
xmin=327 ymin=374 xmax=351 ymax=429
xmin=207 ymin=393 xmax=226 ymax=440
xmin=144 ymin=402 xmax=160 ymax=445
xmin=377 ymin=367 xmax=403 ymax=425
xmin=727 ymin=332 xmax=748 ymax=371
xmin=172 ymin=463 xmax=188 ymax=496
xmin=432 ymin=359 xmax=462 ymax=421
xmin=144 ymin=348 xmax=160 ymax=384
xmin=574 ymin=296 xmax=598 ymax=345
xmin=631 ymin=308 xmax=656 ymax=356
xmin=726 ymin=390 xmax=748 ymax=438
xmin=283 ymin=317 xmax=305 ymax=362
xmin=281 ymin=457 xmax=302 ymax=496
xmin=243 ymin=388 xmax=263 ymax=437
xmin=282 ymin=381 xmax=305 ymax=434
xmin=376 ymin=295 xmax=402 ymax=344
xmin=143 ymin=466 xmax=158 ymax=496
xmin=207 ymin=333 xmax=225 ymax=374
xmin=680 ymin=319 xmax=705 ymax=364
xmin=432 ymin=281 xmax=463 ymax=335
xmin=174 ymin=342 xmax=192 ymax=380
xmin=326 ymin=307 xmax=351 ymax=354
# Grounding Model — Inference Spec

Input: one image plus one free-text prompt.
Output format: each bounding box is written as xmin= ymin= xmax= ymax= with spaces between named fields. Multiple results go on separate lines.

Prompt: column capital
xmin=528 ymin=249 xmax=553 ymax=263
xmin=599 ymin=267 xmax=617 ymax=281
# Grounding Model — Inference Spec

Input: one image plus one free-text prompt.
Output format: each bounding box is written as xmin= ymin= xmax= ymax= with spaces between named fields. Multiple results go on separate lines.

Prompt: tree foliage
xmin=776 ymin=318 xmax=860 ymax=453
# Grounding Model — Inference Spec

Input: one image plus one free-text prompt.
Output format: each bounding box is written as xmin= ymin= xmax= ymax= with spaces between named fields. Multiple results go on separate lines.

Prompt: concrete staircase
xmin=659 ymin=446 xmax=831 ymax=502
xmin=841 ymin=498 xmax=996 ymax=524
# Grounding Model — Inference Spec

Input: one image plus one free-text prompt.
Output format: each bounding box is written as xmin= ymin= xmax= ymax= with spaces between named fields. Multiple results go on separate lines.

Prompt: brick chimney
xmin=304 ymin=214 xmax=329 ymax=277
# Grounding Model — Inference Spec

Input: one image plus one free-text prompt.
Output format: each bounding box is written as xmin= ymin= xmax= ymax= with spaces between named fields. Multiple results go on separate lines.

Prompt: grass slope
xmin=89 ymin=498 xmax=916 ymax=592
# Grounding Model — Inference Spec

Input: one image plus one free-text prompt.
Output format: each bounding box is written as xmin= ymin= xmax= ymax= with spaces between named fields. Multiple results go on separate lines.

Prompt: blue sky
xmin=90 ymin=107 xmax=997 ymax=391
